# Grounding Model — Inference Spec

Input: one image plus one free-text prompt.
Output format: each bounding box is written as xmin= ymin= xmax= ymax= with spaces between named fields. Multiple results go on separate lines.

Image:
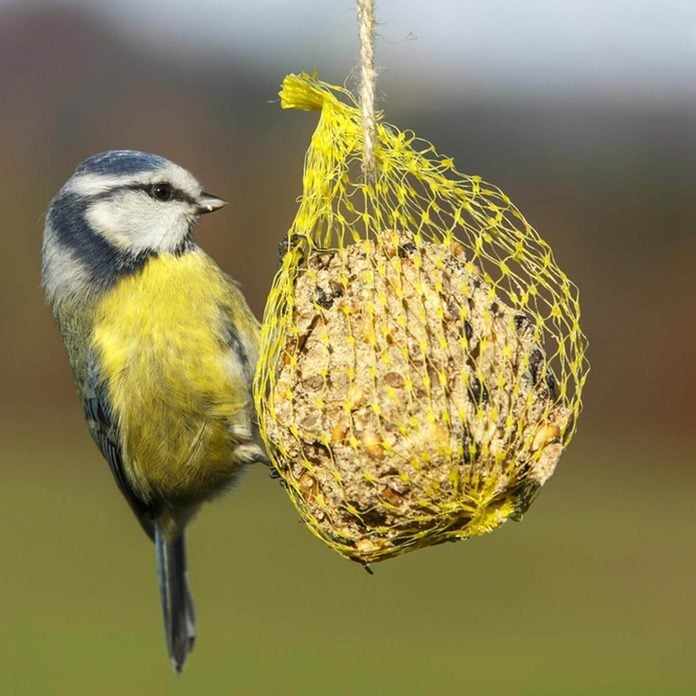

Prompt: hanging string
xmin=357 ymin=0 xmax=376 ymax=177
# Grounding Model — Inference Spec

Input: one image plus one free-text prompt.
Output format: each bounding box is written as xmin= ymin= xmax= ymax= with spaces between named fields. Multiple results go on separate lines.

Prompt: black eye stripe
xmin=135 ymin=183 xmax=195 ymax=204
xmin=90 ymin=183 xmax=197 ymax=205
xmin=150 ymin=182 xmax=173 ymax=201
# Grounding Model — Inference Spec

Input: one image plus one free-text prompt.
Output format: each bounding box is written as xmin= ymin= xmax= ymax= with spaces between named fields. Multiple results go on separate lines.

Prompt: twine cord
xmin=357 ymin=0 xmax=376 ymax=177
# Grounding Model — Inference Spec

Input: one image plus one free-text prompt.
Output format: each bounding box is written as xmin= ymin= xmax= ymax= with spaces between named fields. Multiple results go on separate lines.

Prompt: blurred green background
xmin=1 ymin=2 xmax=695 ymax=694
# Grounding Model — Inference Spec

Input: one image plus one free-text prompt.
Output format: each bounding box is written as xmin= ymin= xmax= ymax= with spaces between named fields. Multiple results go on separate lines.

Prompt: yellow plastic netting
xmin=254 ymin=73 xmax=588 ymax=565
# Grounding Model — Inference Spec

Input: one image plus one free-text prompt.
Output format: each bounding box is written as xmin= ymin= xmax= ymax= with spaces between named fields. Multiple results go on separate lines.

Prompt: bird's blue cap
xmin=75 ymin=150 xmax=171 ymax=177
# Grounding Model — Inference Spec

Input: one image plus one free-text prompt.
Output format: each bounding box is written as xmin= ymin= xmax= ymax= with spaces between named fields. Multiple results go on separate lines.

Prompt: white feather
xmin=65 ymin=162 xmax=201 ymax=199
xmin=42 ymin=219 xmax=92 ymax=303
xmin=86 ymin=193 xmax=193 ymax=254
xmin=74 ymin=162 xmax=205 ymax=254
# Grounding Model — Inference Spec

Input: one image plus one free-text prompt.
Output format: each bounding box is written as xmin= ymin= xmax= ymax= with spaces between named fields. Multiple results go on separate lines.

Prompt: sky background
xmin=93 ymin=0 xmax=696 ymax=98
xmin=3 ymin=0 xmax=696 ymax=100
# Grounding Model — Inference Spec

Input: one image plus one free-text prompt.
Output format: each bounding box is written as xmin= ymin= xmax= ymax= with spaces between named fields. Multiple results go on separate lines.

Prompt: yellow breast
xmin=91 ymin=250 xmax=258 ymax=506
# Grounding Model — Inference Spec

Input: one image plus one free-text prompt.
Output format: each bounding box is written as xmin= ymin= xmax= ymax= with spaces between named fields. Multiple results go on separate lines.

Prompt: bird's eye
xmin=150 ymin=183 xmax=173 ymax=202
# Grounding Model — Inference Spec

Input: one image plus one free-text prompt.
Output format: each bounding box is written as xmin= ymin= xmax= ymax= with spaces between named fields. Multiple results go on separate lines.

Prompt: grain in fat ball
xmin=266 ymin=231 xmax=569 ymax=563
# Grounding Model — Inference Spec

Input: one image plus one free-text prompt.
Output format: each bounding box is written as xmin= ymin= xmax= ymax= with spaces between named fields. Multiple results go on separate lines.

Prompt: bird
xmin=42 ymin=150 xmax=266 ymax=673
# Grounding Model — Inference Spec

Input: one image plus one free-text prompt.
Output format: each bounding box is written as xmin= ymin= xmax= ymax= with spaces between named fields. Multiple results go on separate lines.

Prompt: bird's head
xmin=43 ymin=150 xmax=226 ymax=302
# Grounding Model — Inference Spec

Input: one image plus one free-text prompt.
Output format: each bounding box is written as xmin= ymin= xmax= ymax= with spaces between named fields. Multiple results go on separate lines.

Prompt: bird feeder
xmin=254 ymin=73 xmax=588 ymax=566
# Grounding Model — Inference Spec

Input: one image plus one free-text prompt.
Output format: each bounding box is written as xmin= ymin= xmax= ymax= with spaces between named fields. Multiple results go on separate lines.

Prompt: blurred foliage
xmin=2 ymin=416 xmax=695 ymax=694
xmin=0 ymin=4 xmax=694 ymax=694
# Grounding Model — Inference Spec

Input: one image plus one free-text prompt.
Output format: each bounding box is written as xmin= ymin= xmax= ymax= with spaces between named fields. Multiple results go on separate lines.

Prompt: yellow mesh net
xmin=254 ymin=73 xmax=588 ymax=565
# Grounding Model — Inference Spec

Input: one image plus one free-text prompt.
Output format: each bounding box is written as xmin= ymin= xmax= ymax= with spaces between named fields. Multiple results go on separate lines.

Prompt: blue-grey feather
xmin=84 ymin=354 xmax=159 ymax=538
xmin=222 ymin=317 xmax=252 ymax=380
xmin=75 ymin=150 xmax=171 ymax=176
xmin=48 ymin=192 xmax=156 ymax=291
xmin=155 ymin=530 xmax=196 ymax=673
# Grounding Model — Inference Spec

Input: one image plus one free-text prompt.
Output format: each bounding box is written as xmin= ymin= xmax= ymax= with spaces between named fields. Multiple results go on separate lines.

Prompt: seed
xmin=431 ymin=422 xmax=450 ymax=443
xmin=300 ymin=412 xmax=320 ymax=431
xmin=381 ymin=486 xmax=403 ymax=506
xmin=277 ymin=237 xmax=291 ymax=261
xmin=450 ymin=240 xmax=465 ymax=257
xmin=546 ymin=372 xmax=559 ymax=399
xmin=315 ymin=253 xmax=333 ymax=269
xmin=277 ymin=234 xmax=303 ymax=262
xmin=362 ymin=431 xmax=384 ymax=459
xmin=302 ymin=374 xmax=324 ymax=391
xmin=529 ymin=348 xmax=544 ymax=383
xmin=514 ymin=314 xmax=531 ymax=331
xmin=331 ymin=421 xmax=348 ymax=444
xmin=315 ymin=286 xmax=334 ymax=309
xmin=398 ymin=241 xmax=417 ymax=258
xmin=463 ymin=320 xmax=473 ymax=341
xmin=384 ymin=371 xmax=405 ymax=388
xmin=355 ymin=537 xmax=381 ymax=555
xmin=298 ymin=471 xmax=318 ymax=500
xmin=329 ymin=280 xmax=344 ymax=299
xmin=532 ymin=424 xmax=560 ymax=451
xmin=468 ymin=377 xmax=489 ymax=405
xmin=347 ymin=384 xmax=365 ymax=409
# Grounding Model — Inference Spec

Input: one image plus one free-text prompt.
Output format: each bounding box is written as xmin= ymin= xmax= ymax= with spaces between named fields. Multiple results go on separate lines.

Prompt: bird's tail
xmin=155 ymin=529 xmax=196 ymax=673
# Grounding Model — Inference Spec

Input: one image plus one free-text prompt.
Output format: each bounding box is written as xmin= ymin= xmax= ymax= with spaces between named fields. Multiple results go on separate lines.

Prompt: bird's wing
xmin=83 ymin=354 xmax=158 ymax=539
xmin=222 ymin=315 xmax=255 ymax=383
xmin=218 ymin=295 xmax=268 ymax=466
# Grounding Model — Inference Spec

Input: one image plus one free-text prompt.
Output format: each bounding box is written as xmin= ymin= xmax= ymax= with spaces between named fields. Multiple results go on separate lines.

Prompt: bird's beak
xmin=197 ymin=192 xmax=227 ymax=215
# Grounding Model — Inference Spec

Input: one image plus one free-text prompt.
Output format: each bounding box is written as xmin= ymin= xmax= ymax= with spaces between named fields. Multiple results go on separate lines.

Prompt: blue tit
xmin=42 ymin=150 xmax=266 ymax=673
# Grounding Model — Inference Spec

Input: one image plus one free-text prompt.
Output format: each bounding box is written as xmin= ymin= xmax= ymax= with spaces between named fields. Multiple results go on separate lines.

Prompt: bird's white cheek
xmin=87 ymin=198 xmax=192 ymax=254
xmin=86 ymin=201 xmax=133 ymax=251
